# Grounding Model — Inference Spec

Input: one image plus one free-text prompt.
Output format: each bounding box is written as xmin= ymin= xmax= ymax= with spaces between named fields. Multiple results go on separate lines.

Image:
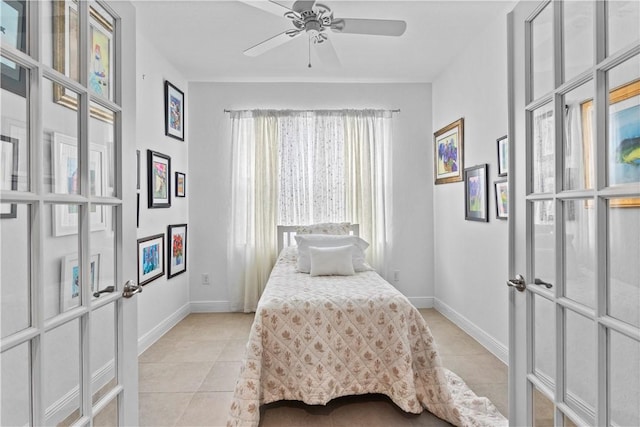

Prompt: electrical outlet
xmin=393 ymin=270 xmax=400 ymax=282
xmin=202 ymin=273 xmax=210 ymax=285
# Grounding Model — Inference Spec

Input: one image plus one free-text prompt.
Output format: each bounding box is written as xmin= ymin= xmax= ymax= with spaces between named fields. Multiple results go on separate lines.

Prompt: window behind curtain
xmin=277 ymin=112 xmax=346 ymax=225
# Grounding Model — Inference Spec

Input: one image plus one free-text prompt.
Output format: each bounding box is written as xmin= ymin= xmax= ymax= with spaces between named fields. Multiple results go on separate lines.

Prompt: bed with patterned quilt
xmin=227 ymin=225 xmax=506 ymax=427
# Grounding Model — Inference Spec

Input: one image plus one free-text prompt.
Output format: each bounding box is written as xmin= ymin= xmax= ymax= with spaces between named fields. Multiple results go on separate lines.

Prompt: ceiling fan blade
xmin=239 ymin=0 xmax=292 ymax=16
xmin=244 ymin=30 xmax=302 ymax=57
xmin=315 ymin=36 xmax=340 ymax=67
xmin=331 ymin=18 xmax=407 ymax=36
xmin=291 ymin=0 xmax=316 ymax=12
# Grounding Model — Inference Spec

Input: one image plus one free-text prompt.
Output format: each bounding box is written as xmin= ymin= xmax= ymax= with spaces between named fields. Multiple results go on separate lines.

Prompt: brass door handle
xmin=507 ymin=274 xmax=526 ymax=292
xmin=122 ymin=280 xmax=142 ymax=298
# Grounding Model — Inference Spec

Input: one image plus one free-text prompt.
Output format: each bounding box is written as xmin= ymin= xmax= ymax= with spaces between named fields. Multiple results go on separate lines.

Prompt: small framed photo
xmin=494 ymin=179 xmax=508 ymax=220
xmin=434 ymin=118 xmax=464 ymax=184
xmin=175 ymin=172 xmax=186 ymax=197
xmin=147 ymin=150 xmax=171 ymax=208
xmin=1 ymin=134 xmax=18 ymax=219
xmin=164 ymin=80 xmax=184 ymax=141
xmin=497 ymin=135 xmax=508 ymax=176
xmin=137 ymin=233 xmax=165 ymax=286
xmin=464 ymin=164 xmax=489 ymax=222
xmin=61 ymin=253 xmax=100 ymax=311
xmin=168 ymin=224 xmax=187 ymax=278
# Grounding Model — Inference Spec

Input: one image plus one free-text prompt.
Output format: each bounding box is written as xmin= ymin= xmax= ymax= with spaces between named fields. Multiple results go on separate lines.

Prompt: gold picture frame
xmin=52 ymin=0 xmax=114 ymax=123
xmin=434 ymin=118 xmax=464 ymax=184
xmin=581 ymin=79 xmax=640 ymax=208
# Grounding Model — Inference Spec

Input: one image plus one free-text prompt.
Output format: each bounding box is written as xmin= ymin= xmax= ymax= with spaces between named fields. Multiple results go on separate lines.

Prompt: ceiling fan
xmin=240 ymin=0 xmax=407 ymax=67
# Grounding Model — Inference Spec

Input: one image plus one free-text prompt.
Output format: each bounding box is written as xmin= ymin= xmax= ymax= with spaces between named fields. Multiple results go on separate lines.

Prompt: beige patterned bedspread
xmin=227 ymin=248 xmax=507 ymax=426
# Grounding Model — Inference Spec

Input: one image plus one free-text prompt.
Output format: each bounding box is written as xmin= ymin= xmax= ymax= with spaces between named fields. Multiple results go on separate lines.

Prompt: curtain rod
xmin=223 ymin=108 xmax=400 ymax=113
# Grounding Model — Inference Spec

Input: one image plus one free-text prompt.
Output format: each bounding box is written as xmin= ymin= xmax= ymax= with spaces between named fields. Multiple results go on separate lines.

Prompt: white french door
xmin=1 ymin=1 xmax=139 ymax=425
xmin=508 ymin=0 xmax=640 ymax=425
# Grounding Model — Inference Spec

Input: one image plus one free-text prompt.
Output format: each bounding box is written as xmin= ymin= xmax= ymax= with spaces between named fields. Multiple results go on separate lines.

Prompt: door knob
xmin=507 ymin=274 xmax=526 ymax=292
xmin=122 ymin=280 xmax=142 ymax=298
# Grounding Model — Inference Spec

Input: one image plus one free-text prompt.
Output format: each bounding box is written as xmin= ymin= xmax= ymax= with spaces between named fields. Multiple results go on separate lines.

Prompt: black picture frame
xmin=137 ymin=233 xmax=165 ymax=286
xmin=1 ymin=0 xmax=27 ymax=97
xmin=164 ymin=80 xmax=185 ymax=141
xmin=1 ymin=134 xmax=19 ymax=219
xmin=175 ymin=172 xmax=186 ymax=197
xmin=167 ymin=224 xmax=187 ymax=278
xmin=497 ymin=135 xmax=508 ymax=177
xmin=147 ymin=150 xmax=171 ymax=208
xmin=464 ymin=164 xmax=489 ymax=222
xmin=494 ymin=179 xmax=508 ymax=220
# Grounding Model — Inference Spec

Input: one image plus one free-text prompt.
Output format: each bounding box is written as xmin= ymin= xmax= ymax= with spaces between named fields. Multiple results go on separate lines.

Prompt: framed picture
xmin=1 ymin=134 xmax=18 ymax=219
xmin=136 ymin=193 xmax=140 ymax=228
xmin=52 ymin=132 xmax=107 ymax=236
xmin=60 ymin=253 xmax=100 ymax=311
xmin=175 ymin=172 xmax=186 ymax=197
xmin=138 ymin=233 xmax=165 ymax=286
xmin=434 ymin=118 xmax=464 ymax=184
xmin=465 ymin=164 xmax=489 ymax=222
xmin=494 ymin=179 xmax=508 ymax=220
xmin=581 ymin=79 xmax=640 ymax=207
xmin=167 ymin=224 xmax=187 ymax=278
xmin=497 ymin=135 xmax=508 ymax=176
xmin=52 ymin=0 xmax=114 ymax=122
xmin=164 ymin=80 xmax=185 ymax=141
xmin=136 ymin=149 xmax=141 ymax=190
xmin=147 ymin=150 xmax=171 ymax=208
xmin=0 ymin=0 xmax=27 ymax=97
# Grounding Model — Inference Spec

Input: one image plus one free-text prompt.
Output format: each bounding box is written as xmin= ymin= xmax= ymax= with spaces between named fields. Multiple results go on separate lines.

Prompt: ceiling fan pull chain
xmin=308 ymin=36 xmax=312 ymax=68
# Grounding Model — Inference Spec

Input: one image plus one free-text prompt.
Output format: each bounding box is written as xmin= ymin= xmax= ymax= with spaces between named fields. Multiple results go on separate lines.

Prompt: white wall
xmin=432 ymin=14 xmax=509 ymax=359
xmin=135 ymin=31 xmax=190 ymax=350
xmin=187 ymin=82 xmax=434 ymax=311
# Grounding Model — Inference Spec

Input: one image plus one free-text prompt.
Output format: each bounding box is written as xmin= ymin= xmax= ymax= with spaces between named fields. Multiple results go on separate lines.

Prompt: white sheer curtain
xmin=228 ymin=111 xmax=279 ymax=312
xmin=228 ymin=109 xmax=392 ymax=311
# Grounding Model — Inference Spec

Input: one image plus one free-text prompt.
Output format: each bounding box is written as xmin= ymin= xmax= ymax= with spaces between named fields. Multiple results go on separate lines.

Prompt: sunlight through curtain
xmin=228 ymin=109 xmax=392 ymax=312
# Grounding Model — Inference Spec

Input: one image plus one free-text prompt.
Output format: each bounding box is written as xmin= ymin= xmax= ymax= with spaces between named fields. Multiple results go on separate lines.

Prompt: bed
xmin=227 ymin=225 xmax=506 ymax=427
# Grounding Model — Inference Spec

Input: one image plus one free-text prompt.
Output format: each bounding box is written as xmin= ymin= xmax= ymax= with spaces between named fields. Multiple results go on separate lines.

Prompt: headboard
xmin=277 ymin=224 xmax=360 ymax=254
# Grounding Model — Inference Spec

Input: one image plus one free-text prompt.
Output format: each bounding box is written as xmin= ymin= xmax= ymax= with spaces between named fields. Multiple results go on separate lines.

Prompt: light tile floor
xmin=139 ymin=309 xmax=508 ymax=427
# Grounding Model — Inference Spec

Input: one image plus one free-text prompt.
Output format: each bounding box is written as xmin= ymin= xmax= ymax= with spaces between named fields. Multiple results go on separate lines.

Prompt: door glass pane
xmin=44 ymin=203 xmax=79 ymax=320
xmin=44 ymin=78 xmax=80 ymax=195
xmin=563 ymin=0 xmax=593 ymax=82
xmin=564 ymin=81 xmax=594 ymax=190
xmin=44 ymin=319 xmax=81 ymax=426
xmin=608 ymin=1 xmax=640 ymax=56
xmin=90 ymin=102 xmax=115 ymax=197
xmin=533 ymin=386 xmax=555 ymax=427
xmin=1 ymin=59 xmax=29 ymax=192
xmin=93 ymin=398 xmax=118 ymax=427
xmin=607 ymin=55 xmax=640 ymax=189
xmin=1 ymin=341 xmax=30 ymax=427
xmin=533 ymin=200 xmax=555 ymax=289
xmin=1 ymin=203 xmax=31 ymax=338
xmin=608 ymin=198 xmax=640 ymax=327
xmin=91 ymin=303 xmax=116 ymax=403
xmin=89 ymin=3 xmax=116 ymax=102
xmin=610 ymin=330 xmax=640 ymax=427
xmin=91 ymin=205 xmax=116 ymax=295
xmin=563 ymin=199 xmax=595 ymax=308
xmin=44 ymin=0 xmax=79 ymax=81
xmin=532 ymin=103 xmax=555 ymax=194
xmin=531 ymin=3 xmax=554 ymax=100
xmin=533 ymin=294 xmax=555 ymax=382
xmin=564 ymin=310 xmax=596 ymax=423
xmin=1 ymin=0 xmax=27 ymax=54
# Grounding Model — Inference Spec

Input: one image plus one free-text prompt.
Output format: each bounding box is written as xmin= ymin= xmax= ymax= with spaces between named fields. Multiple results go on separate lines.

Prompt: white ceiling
xmin=134 ymin=0 xmax=516 ymax=83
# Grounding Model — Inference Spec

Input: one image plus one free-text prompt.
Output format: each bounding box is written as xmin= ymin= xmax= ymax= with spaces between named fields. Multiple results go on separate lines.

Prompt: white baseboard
xmin=137 ymin=302 xmax=190 ymax=356
xmin=190 ymin=300 xmax=233 ymax=313
xmin=45 ymin=361 xmax=114 ymax=426
xmin=408 ymin=296 xmax=434 ymax=309
xmin=434 ymin=298 xmax=509 ymax=365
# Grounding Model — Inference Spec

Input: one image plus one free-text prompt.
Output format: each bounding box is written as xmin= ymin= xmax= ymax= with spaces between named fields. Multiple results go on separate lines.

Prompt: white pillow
xmin=295 ymin=234 xmax=371 ymax=273
xmin=309 ymin=245 xmax=355 ymax=276
xmin=296 ymin=222 xmax=351 ymax=235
